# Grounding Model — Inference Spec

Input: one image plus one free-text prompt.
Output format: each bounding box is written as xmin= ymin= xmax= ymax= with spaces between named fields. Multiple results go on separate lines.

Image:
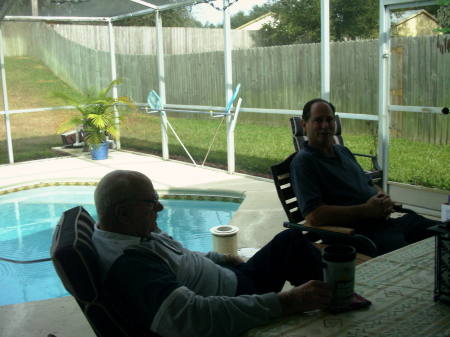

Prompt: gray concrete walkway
xmin=0 ymin=149 xmax=286 ymax=337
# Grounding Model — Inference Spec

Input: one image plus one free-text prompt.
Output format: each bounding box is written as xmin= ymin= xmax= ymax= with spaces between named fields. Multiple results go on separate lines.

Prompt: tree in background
xmin=260 ymin=0 xmax=321 ymax=45
xmin=435 ymin=0 xmax=450 ymax=54
xmin=259 ymin=0 xmax=379 ymax=46
xmin=116 ymin=8 xmax=203 ymax=27
xmin=436 ymin=0 xmax=450 ymax=33
xmin=332 ymin=0 xmax=378 ymax=41
xmin=8 ymin=0 xmax=202 ymax=27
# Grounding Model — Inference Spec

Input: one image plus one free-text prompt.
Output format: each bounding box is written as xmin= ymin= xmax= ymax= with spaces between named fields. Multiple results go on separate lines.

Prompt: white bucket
xmin=210 ymin=225 xmax=239 ymax=256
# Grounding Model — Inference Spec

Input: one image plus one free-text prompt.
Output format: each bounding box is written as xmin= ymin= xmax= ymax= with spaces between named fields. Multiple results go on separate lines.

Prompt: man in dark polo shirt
xmin=290 ymin=98 xmax=438 ymax=256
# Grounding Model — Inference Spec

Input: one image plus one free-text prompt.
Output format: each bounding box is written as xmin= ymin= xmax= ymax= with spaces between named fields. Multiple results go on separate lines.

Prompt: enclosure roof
xmin=1 ymin=0 xmax=210 ymax=22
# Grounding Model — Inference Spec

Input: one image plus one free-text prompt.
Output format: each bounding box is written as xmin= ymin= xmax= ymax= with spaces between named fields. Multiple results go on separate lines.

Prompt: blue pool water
xmin=0 ymin=186 xmax=240 ymax=306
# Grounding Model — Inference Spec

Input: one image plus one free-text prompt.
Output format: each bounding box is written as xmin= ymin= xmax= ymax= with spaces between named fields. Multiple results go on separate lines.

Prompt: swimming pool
xmin=0 ymin=185 xmax=240 ymax=306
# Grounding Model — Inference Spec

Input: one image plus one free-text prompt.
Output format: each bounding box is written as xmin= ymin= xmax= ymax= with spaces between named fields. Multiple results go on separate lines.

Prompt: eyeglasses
xmin=138 ymin=198 xmax=159 ymax=209
xmin=117 ymin=193 xmax=160 ymax=209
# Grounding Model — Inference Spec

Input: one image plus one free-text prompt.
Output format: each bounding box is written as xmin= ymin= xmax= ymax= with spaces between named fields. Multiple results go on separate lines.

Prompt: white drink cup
xmin=323 ymin=245 xmax=356 ymax=310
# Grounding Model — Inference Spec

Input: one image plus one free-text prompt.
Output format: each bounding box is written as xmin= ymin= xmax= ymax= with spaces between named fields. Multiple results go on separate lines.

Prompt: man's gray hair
xmin=94 ymin=170 xmax=150 ymax=225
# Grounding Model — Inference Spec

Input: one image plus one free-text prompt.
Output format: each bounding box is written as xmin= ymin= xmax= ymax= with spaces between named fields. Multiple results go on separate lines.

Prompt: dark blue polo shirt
xmin=290 ymin=143 xmax=377 ymax=217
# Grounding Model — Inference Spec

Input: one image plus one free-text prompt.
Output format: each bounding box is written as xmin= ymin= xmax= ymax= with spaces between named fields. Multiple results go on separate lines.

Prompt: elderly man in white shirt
xmin=92 ymin=170 xmax=331 ymax=337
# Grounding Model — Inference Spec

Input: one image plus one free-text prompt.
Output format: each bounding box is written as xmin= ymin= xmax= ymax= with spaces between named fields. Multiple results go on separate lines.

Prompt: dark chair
xmin=290 ymin=115 xmax=382 ymax=185
xmin=271 ymin=153 xmax=377 ymax=259
xmin=60 ymin=129 xmax=84 ymax=147
xmin=50 ymin=206 xmax=159 ymax=337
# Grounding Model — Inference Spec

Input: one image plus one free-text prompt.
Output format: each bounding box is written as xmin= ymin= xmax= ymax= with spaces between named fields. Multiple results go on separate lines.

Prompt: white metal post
xmin=31 ymin=0 xmax=39 ymax=16
xmin=223 ymin=1 xmax=235 ymax=174
xmin=108 ymin=20 xmax=121 ymax=149
xmin=378 ymin=1 xmax=391 ymax=191
xmin=156 ymin=10 xmax=169 ymax=160
xmin=320 ymin=0 xmax=330 ymax=101
xmin=0 ymin=26 xmax=14 ymax=163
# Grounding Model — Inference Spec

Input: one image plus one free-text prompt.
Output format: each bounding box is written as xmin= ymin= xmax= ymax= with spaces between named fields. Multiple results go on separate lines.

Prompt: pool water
xmin=0 ymin=186 xmax=240 ymax=306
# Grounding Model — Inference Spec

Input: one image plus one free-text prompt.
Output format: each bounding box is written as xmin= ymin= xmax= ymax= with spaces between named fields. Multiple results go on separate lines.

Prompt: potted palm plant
xmin=56 ymin=79 xmax=134 ymax=160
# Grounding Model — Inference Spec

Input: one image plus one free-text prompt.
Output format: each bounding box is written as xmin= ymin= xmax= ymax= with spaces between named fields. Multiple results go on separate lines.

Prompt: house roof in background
xmin=391 ymin=9 xmax=438 ymax=26
xmin=236 ymin=12 xmax=274 ymax=30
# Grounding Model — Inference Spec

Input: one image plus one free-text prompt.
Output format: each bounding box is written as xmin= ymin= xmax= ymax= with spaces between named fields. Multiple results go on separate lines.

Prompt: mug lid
xmin=323 ymin=245 xmax=356 ymax=262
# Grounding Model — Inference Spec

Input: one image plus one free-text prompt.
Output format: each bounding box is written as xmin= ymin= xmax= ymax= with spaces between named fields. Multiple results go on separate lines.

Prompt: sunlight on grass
xmin=0 ymin=56 xmax=79 ymax=110
xmin=1 ymin=56 xmax=449 ymax=190
xmin=389 ymin=139 xmax=450 ymax=188
xmin=120 ymin=113 xmax=450 ymax=188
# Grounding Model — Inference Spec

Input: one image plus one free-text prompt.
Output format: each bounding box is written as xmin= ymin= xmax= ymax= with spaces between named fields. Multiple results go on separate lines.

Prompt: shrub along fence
xmin=2 ymin=22 xmax=449 ymax=144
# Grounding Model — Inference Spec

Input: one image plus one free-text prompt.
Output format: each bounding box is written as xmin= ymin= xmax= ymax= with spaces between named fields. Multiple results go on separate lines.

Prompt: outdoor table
xmin=244 ymin=237 xmax=450 ymax=337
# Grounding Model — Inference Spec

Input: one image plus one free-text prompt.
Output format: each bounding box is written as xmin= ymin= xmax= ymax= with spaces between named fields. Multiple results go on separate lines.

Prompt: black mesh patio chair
xmin=290 ymin=115 xmax=382 ymax=185
xmin=271 ymin=153 xmax=377 ymax=259
xmin=50 ymin=206 xmax=159 ymax=337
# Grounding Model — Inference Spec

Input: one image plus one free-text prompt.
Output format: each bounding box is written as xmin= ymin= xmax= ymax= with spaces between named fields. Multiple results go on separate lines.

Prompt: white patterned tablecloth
xmin=243 ymin=238 xmax=450 ymax=337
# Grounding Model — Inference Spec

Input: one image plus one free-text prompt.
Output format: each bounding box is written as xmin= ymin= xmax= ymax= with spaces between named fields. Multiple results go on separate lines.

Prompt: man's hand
xmin=380 ymin=193 xmax=394 ymax=215
xmin=222 ymin=254 xmax=245 ymax=266
xmin=365 ymin=192 xmax=394 ymax=219
xmin=278 ymin=280 xmax=332 ymax=315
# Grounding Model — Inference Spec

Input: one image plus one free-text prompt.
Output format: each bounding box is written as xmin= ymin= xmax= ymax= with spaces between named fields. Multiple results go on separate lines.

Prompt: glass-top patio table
xmin=244 ymin=237 xmax=450 ymax=337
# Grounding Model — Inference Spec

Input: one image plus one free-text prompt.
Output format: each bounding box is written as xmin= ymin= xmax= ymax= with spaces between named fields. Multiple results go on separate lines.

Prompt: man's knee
xmin=399 ymin=213 xmax=438 ymax=242
xmin=273 ymin=229 xmax=306 ymax=245
xmin=272 ymin=229 xmax=321 ymax=256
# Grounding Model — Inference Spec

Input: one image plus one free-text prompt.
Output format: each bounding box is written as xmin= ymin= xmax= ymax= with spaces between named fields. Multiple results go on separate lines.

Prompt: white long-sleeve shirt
xmin=92 ymin=226 xmax=282 ymax=337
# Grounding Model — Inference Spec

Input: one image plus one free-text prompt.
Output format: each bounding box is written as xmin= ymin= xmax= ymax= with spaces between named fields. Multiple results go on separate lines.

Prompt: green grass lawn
xmin=121 ymin=113 xmax=450 ymax=189
xmin=1 ymin=56 xmax=449 ymax=190
xmin=0 ymin=56 xmax=80 ymax=162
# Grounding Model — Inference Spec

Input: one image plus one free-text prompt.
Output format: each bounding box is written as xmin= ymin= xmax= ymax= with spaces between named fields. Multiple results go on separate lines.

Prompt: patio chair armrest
xmin=392 ymin=203 xmax=418 ymax=215
xmin=352 ymin=152 xmax=373 ymax=159
xmin=283 ymin=222 xmax=355 ymax=235
xmin=283 ymin=222 xmax=378 ymax=256
xmin=393 ymin=202 xmax=403 ymax=212
xmin=352 ymin=152 xmax=381 ymax=171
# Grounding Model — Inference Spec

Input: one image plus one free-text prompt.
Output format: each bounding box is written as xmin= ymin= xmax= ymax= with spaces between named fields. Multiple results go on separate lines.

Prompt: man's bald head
xmin=94 ymin=170 xmax=154 ymax=228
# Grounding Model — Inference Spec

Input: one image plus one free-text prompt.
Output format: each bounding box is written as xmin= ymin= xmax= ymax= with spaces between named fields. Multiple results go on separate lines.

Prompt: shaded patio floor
xmin=0 ymin=148 xmax=445 ymax=337
xmin=0 ymin=149 xmax=286 ymax=337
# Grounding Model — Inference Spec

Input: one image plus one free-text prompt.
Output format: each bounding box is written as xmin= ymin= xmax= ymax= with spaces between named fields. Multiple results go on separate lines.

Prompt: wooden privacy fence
xmin=2 ymin=22 xmax=449 ymax=144
xmin=51 ymin=24 xmax=258 ymax=55
xmin=2 ymin=22 xmax=258 ymax=56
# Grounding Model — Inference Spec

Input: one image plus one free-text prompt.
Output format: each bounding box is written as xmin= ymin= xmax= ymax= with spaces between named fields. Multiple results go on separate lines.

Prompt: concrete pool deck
xmin=0 ymin=149 xmax=286 ymax=337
